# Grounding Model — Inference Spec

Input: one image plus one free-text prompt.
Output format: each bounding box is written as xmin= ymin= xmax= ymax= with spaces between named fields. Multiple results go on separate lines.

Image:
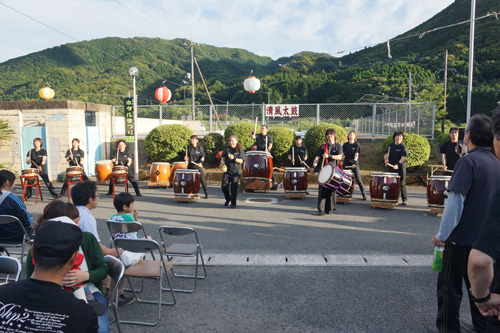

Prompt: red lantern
xmin=155 ymin=86 xmax=171 ymax=103
xmin=243 ymin=76 xmax=261 ymax=94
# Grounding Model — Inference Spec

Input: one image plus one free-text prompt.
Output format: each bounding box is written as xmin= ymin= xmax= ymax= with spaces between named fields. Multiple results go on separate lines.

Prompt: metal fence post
xmin=432 ymin=103 xmax=436 ymax=140
xmin=112 ymin=105 xmax=115 ymax=138
xmin=371 ymin=103 xmax=376 ymax=141
xmin=417 ymin=106 xmax=420 ymax=135
xmin=209 ymin=104 xmax=213 ymax=132
xmin=316 ymin=104 xmax=320 ymax=125
xmin=159 ymin=105 xmax=163 ymax=126
xmin=262 ymin=104 xmax=265 ymax=126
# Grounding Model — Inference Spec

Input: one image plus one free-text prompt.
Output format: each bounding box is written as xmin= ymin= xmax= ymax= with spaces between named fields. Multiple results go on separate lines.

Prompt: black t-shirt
xmin=112 ymin=149 xmax=133 ymax=169
xmin=385 ymin=143 xmax=408 ymax=166
xmin=187 ymin=145 xmax=206 ymax=165
xmin=26 ymin=148 xmax=48 ymax=173
xmin=315 ymin=142 xmax=342 ymax=169
xmin=440 ymin=140 xmax=460 ymax=170
xmin=0 ymin=278 xmax=98 ymax=332
xmin=447 ymin=146 xmax=500 ymax=246
xmin=221 ymin=147 xmax=245 ymax=176
xmin=287 ymin=145 xmax=308 ymax=167
xmin=65 ymin=148 xmax=85 ymax=167
xmin=342 ymin=142 xmax=361 ymax=167
xmin=254 ymin=134 xmax=273 ymax=151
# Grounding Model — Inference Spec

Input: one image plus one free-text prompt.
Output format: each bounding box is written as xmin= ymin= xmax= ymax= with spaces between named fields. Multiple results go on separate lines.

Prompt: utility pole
xmin=408 ymin=72 xmax=412 ymax=132
xmin=443 ymin=49 xmax=448 ymax=132
xmin=183 ymin=38 xmax=198 ymax=120
xmin=267 ymin=91 xmax=271 ymax=104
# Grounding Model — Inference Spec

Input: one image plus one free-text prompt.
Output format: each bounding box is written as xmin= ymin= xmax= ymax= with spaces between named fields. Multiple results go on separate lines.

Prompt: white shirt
xmin=76 ymin=206 xmax=100 ymax=242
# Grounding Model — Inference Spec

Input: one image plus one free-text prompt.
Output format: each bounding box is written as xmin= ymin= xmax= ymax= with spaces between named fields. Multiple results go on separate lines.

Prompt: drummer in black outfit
xmin=59 ymin=138 xmax=89 ymax=197
xmin=251 ymin=125 xmax=276 ymax=187
xmin=342 ymin=131 xmax=367 ymax=200
xmin=221 ymin=135 xmax=245 ymax=208
xmin=384 ymin=131 xmax=408 ymax=205
xmin=185 ymin=135 xmax=209 ymax=199
xmin=312 ymin=128 xmax=343 ymax=216
xmin=105 ymin=140 xmax=141 ymax=196
xmin=25 ymin=137 xmax=59 ymax=200
xmin=440 ymin=127 xmax=465 ymax=175
xmin=287 ymin=136 xmax=308 ymax=167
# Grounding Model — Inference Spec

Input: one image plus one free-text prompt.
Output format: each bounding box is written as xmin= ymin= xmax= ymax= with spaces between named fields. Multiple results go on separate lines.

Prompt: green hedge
xmin=304 ymin=123 xmax=347 ymax=162
xmin=224 ymin=122 xmax=255 ymax=151
xmin=268 ymin=127 xmax=296 ymax=166
xmin=202 ymin=132 xmax=224 ymax=168
xmin=144 ymin=124 xmax=193 ymax=162
xmin=381 ymin=132 xmax=430 ymax=169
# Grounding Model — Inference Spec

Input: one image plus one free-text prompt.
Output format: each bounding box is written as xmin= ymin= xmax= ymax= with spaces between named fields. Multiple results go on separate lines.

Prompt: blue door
xmin=21 ymin=126 xmax=46 ymax=169
xmin=85 ymin=127 xmax=101 ymax=177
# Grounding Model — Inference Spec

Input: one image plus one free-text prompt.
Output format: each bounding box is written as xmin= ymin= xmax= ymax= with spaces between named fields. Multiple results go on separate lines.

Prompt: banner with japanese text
xmin=265 ymin=104 xmax=299 ymax=118
xmin=123 ymin=97 xmax=134 ymax=143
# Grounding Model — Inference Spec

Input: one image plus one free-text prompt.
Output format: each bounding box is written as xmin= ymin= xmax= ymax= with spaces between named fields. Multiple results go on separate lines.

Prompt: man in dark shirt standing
xmin=0 ymin=221 xmax=98 ymax=332
xmin=185 ymin=135 xmax=209 ymax=199
xmin=312 ymin=128 xmax=343 ymax=216
xmin=384 ymin=131 xmax=408 ymax=205
xmin=431 ymin=114 xmax=500 ymax=333
xmin=440 ymin=127 xmax=463 ymax=174
xmin=251 ymin=125 xmax=273 ymax=152
xmin=106 ymin=140 xmax=141 ymax=196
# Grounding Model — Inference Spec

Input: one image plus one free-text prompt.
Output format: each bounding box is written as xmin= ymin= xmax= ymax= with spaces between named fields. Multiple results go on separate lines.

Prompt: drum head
xmin=429 ymin=176 xmax=451 ymax=181
xmin=246 ymin=151 xmax=270 ymax=156
xmin=285 ymin=167 xmax=307 ymax=172
xmin=372 ymin=172 xmax=400 ymax=178
xmin=95 ymin=160 xmax=112 ymax=165
xmin=317 ymin=164 xmax=334 ymax=184
xmin=173 ymin=162 xmax=186 ymax=166
xmin=152 ymin=162 xmax=170 ymax=165
xmin=176 ymin=169 xmax=200 ymax=174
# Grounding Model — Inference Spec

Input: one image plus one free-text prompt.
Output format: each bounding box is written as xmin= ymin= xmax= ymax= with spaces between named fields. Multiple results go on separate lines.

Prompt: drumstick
xmin=387 ymin=163 xmax=396 ymax=169
xmin=186 ymin=147 xmax=189 ymax=164
xmin=254 ymin=117 xmax=258 ymax=135
xmin=385 ymin=146 xmax=391 ymax=166
xmin=298 ymin=155 xmax=311 ymax=169
xmin=265 ymin=136 xmax=268 ymax=153
xmin=292 ymin=146 xmax=295 ymax=165
xmin=190 ymin=161 xmax=202 ymax=168
xmin=70 ymin=145 xmax=78 ymax=166
xmin=116 ymin=147 xmax=119 ymax=165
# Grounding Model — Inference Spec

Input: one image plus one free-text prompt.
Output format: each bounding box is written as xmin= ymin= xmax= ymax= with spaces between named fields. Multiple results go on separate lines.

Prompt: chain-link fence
xmin=113 ymin=102 xmax=435 ymax=139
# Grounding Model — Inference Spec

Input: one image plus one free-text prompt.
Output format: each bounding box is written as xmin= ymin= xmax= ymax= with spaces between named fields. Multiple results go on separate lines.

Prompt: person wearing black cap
xmin=287 ymin=136 xmax=308 ymax=167
xmin=0 ymin=221 xmax=98 ymax=332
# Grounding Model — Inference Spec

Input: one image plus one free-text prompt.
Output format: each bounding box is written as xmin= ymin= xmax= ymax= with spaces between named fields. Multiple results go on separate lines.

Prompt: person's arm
xmin=399 ymin=156 xmax=406 ymax=165
xmin=431 ymin=191 xmax=465 ymax=246
xmin=250 ymin=132 xmax=256 ymax=139
xmin=126 ymin=157 xmax=132 ymax=167
xmin=26 ymin=151 xmax=31 ymax=164
xmin=100 ymin=243 xmax=121 ymax=257
xmin=268 ymin=143 xmax=273 ymax=151
xmin=40 ymin=156 xmax=47 ymax=170
xmin=442 ymin=154 xmax=447 ymax=171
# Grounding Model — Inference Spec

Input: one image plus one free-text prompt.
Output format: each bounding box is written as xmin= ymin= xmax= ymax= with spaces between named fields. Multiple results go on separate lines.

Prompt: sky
xmin=0 ymin=0 xmax=454 ymax=64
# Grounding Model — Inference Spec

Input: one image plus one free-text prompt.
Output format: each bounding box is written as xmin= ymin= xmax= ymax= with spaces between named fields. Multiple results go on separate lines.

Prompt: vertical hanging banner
xmin=124 ymin=97 xmax=134 ymax=143
xmin=265 ymin=104 xmax=299 ymax=118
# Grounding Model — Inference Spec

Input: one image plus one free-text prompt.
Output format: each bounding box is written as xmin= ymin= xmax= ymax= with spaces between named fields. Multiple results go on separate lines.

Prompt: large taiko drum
xmin=283 ymin=167 xmax=308 ymax=193
xmin=66 ymin=166 xmax=83 ymax=175
xmin=173 ymin=169 xmax=200 ymax=197
xmin=95 ymin=160 xmax=113 ymax=181
xmin=242 ymin=151 xmax=273 ymax=180
xmin=427 ymin=175 xmax=451 ymax=207
xmin=370 ymin=172 xmax=400 ymax=203
xmin=150 ymin=162 xmax=171 ymax=182
xmin=171 ymin=161 xmax=188 ymax=183
xmin=22 ymin=168 xmax=39 ymax=177
xmin=317 ymin=164 xmax=354 ymax=196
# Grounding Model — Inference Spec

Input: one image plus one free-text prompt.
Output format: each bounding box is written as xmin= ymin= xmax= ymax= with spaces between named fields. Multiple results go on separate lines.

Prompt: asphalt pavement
xmin=19 ymin=182 xmax=476 ymax=333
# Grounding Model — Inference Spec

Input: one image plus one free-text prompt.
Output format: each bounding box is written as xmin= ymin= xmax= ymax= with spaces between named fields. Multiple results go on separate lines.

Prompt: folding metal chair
xmin=159 ymin=226 xmax=206 ymax=293
xmin=0 ymin=256 xmax=21 ymax=284
xmin=104 ymin=255 xmax=124 ymax=333
xmin=0 ymin=215 xmax=33 ymax=267
xmin=112 ymin=238 xmax=176 ymax=327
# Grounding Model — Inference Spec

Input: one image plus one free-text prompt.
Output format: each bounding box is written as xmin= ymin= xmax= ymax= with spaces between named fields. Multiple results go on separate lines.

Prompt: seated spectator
xmin=0 ymin=170 xmax=33 ymax=253
xmin=0 ymin=220 xmax=98 ymax=332
xmin=109 ymin=192 xmax=150 ymax=240
xmin=26 ymin=200 xmax=110 ymax=333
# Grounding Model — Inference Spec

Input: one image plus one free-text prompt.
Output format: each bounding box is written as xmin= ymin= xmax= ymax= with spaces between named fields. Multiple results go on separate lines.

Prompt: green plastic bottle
xmin=433 ymin=247 xmax=444 ymax=272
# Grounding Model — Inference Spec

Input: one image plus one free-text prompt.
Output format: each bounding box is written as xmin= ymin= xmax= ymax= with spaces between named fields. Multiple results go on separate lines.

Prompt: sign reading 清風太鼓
xmin=124 ymin=97 xmax=134 ymax=143
xmin=265 ymin=104 xmax=299 ymax=118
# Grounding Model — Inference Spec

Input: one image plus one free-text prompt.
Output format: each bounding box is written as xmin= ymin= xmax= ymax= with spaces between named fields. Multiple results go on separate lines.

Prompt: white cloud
xmin=0 ymin=0 xmax=454 ymax=63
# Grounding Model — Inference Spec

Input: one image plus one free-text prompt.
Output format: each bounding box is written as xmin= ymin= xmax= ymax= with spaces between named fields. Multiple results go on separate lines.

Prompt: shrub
xmin=224 ymin=122 xmax=255 ymax=151
xmin=304 ymin=123 xmax=347 ymax=162
xmin=144 ymin=124 xmax=193 ymax=162
xmin=268 ymin=128 xmax=296 ymax=166
xmin=381 ymin=132 xmax=430 ymax=169
xmin=202 ymin=132 xmax=224 ymax=168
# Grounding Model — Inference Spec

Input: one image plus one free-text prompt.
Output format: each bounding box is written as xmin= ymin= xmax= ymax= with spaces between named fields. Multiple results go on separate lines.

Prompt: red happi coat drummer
xmin=311 ymin=128 xmax=343 ymax=216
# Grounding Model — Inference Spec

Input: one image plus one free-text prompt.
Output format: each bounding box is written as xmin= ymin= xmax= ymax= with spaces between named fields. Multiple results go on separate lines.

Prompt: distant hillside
xmin=1 ymin=0 xmax=499 ymax=124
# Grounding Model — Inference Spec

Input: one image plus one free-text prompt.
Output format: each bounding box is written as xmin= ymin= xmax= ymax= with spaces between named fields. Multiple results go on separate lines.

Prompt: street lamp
xmin=129 ymin=67 xmax=139 ymax=179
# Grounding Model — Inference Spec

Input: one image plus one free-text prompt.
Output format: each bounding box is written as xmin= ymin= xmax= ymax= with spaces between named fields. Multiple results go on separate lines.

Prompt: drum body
xmin=241 ymin=151 xmax=273 ymax=191
xmin=343 ymin=170 xmax=355 ymax=198
xmin=150 ymin=162 xmax=171 ymax=182
xmin=427 ymin=176 xmax=451 ymax=207
xmin=95 ymin=160 xmax=113 ymax=181
xmin=66 ymin=166 xmax=83 ymax=175
xmin=171 ymin=162 xmax=188 ymax=182
xmin=112 ymin=166 xmax=128 ymax=174
xmin=317 ymin=164 xmax=354 ymax=196
xmin=22 ymin=168 xmax=39 ymax=177
xmin=173 ymin=169 xmax=200 ymax=197
xmin=370 ymin=172 xmax=400 ymax=203
xmin=283 ymin=167 xmax=308 ymax=193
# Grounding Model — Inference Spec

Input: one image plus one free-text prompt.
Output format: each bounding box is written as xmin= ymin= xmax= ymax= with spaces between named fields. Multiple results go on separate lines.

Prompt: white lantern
xmin=243 ymin=76 xmax=261 ymax=94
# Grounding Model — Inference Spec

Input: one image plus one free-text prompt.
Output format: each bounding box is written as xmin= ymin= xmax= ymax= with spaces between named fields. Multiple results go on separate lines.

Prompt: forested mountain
xmin=0 ymin=0 xmax=499 ymax=124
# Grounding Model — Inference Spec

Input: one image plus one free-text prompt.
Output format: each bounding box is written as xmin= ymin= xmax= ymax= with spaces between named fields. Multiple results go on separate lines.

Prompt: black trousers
xmin=189 ymin=165 xmax=208 ymax=195
xmin=221 ymin=173 xmax=239 ymax=205
xmin=59 ymin=169 xmax=89 ymax=196
xmin=387 ymin=166 xmax=407 ymax=202
xmin=108 ymin=169 xmax=140 ymax=195
xmin=317 ymin=185 xmax=336 ymax=213
xmin=346 ymin=163 xmax=365 ymax=194
xmin=27 ymin=172 xmax=58 ymax=198
xmin=436 ymin=241 xmax=487 ymax=333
